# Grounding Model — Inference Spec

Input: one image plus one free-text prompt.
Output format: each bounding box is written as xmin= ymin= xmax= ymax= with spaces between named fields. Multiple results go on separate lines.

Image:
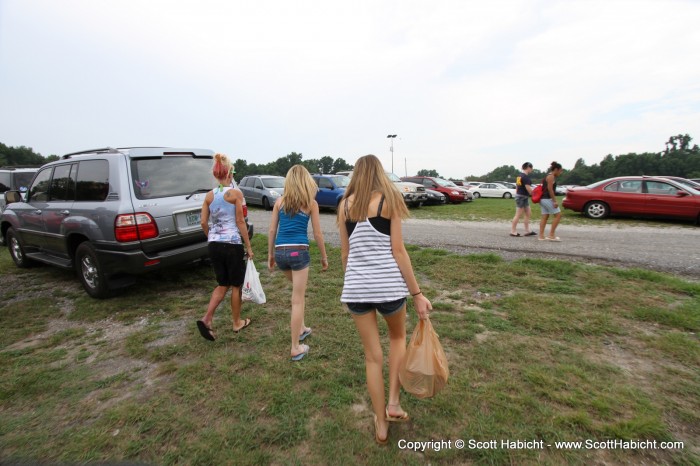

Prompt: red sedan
xmin=562 ymin=176 xmax=700 ymax=224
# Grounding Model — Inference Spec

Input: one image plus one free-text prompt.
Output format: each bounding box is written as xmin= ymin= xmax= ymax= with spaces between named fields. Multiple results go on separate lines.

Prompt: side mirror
xmin=676 ymin=191 xmax=689 ymax=197
xmin=4 ymin=190 xmax=22 ymax=204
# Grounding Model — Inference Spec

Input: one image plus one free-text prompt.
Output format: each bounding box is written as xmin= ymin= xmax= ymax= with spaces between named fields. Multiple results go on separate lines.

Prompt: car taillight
xmin=115 ymin=213 xmax=159 ymax=242
xmin=243 ymin=204 xmax=248 ymax=217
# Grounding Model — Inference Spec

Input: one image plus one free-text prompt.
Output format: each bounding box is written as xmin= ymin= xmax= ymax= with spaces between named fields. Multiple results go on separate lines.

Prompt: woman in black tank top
xmin=338 ymin=155 xmax=432 ymax=445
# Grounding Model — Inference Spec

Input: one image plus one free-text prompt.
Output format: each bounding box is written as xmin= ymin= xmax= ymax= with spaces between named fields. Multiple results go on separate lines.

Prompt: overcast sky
xmin=1 ymin=0 xmax=699 ymax=178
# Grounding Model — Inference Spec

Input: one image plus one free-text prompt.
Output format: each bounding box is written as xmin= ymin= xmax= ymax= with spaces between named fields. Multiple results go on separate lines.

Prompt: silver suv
xmin=1 ymin=147 xmax=253 ymax=298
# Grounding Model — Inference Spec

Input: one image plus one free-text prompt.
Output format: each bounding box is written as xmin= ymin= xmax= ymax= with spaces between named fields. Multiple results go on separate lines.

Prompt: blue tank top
xmin=275 ymin=208 xmax=310 ymax=246
xmin=207 ymin=187 xmax=242 ymax=244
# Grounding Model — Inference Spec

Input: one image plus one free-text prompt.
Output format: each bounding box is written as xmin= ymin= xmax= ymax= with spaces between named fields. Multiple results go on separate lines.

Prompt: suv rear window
xmin=130 ymin=156 xmax=214 ymax=199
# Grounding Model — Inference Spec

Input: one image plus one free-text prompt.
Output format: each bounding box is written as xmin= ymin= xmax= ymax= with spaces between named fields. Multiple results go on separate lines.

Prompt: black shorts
xmin=208 ymin=242 xmax=246 ymax=287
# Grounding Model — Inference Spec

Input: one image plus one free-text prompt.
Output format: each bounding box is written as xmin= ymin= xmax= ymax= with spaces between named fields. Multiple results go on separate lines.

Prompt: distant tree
xmin=482 ymin=165 xmax=518 ymax=183
xmin=417 ymin=169 xmax=440 ymax=177
xmin=0 ymin=143 xmax=50 ymax=167
xmin=332 ymin=158 xmax=353 ymax=174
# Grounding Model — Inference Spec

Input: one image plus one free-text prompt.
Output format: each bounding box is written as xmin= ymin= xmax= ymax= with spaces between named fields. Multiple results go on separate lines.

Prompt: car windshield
xmin=667 ymin=177 xmax=700 ymax=191
xmin=328 ymin=175 xmax=350 ymax=188
xmin=434 ymin=178 xmax=453 ymax=187
xmin=262 ymin=178 xmax=285 ymax=189
xmin=385 ymin=172 xmax=401 ymax=182
xmin=130 ymin=156 xmax=215 ymax=199
xmin=586 ymin=178 xmax=618 ymax=189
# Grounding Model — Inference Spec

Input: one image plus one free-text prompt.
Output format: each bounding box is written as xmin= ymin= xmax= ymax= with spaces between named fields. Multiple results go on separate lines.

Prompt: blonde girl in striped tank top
xmin=337 ymin=154 xmax=432 ymax=445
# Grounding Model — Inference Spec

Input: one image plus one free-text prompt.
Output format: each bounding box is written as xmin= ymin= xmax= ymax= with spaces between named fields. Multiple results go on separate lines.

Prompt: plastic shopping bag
xmin=242 ymin=259 xmax=266 ymax=304
xmin=399 ymin=317 xmax=449 ymax=398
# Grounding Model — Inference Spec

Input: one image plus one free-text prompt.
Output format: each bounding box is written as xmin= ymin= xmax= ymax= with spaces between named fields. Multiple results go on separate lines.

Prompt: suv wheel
xmin=75 ymin=242 xmax=111 ymax=298
xmin=262 ymin=197 xmax=271 ymax=210
xmin=6 ymin=228 xmax=32 ymax=268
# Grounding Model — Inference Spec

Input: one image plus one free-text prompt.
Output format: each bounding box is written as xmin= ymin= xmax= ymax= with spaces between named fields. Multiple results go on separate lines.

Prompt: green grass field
xmin=0 ymin=234 xmax=698 ymax=465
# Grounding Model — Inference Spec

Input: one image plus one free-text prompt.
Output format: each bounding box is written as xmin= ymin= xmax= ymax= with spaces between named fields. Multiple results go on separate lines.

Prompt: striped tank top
xmin=340 ymin=196 xmax=408 ymax=303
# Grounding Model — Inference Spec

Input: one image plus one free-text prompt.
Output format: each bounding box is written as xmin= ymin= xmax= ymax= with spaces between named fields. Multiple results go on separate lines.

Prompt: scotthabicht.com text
xmin=397 ymin=439 xmax=684 ymax=452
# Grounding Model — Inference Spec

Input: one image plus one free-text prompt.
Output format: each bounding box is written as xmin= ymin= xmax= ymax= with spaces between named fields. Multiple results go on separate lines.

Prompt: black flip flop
xmin=196 ymin=320 xmax=216 ymax=341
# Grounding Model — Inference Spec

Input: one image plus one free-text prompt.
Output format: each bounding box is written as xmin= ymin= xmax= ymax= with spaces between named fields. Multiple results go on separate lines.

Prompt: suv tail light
xmin=242 ymin=204 xmax=248 ymax=217
xmin=115 ymin=213 xmax=159 ymax=242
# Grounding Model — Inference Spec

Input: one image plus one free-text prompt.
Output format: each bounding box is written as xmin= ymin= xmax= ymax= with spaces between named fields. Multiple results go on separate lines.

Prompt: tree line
xmin=462 ymin=134 xmax=700 ymax=185
xmin=0 ymin=143 xmax=58 ymax=167
xmin=0 ymin=143 xmax=353 ymax=179
xmin=4 ymin=134 xmax=699 ymax=186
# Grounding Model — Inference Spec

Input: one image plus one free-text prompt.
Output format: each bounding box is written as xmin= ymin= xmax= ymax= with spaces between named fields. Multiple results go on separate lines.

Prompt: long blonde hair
xmin=342 ymin=154 xmax=408 ymax=222
xmin=281 ymin=165 xmax=317 ymax=215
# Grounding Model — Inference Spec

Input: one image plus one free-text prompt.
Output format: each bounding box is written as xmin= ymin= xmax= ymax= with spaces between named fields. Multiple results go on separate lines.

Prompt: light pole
xmin=387 ymin=134 xmax=397 ymax=173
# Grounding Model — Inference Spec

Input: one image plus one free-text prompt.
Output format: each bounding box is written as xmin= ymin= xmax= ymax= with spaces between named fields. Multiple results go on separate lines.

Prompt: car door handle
xmin=60 ymin=210 xmax=70 ymax=216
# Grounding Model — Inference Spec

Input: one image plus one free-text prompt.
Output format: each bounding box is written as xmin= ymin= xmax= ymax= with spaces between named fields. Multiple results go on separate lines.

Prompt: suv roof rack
xmin=0 ymin=165 xmax=41 ymax=170
xmin=62 ymin=147 xmax=122 ymax=159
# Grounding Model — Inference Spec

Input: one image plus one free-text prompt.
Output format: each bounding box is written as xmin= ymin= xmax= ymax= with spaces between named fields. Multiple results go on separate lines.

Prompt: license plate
xmin=185 ymin=211 xmax=201 ymax=227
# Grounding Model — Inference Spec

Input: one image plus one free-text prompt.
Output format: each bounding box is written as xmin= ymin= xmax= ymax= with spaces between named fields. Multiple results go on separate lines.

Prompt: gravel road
xmin=247 ymin=209 xmax=700 ymax=277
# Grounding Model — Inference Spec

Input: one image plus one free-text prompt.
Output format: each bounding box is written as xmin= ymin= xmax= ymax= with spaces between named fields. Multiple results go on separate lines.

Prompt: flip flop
xmin=374 ymin=414 xmax=388 ymax=445
xmin=509 ymin=233 xmax=521 ymax=237
xmin=233 ymin=318 xmax=252 ymax=333
xmin=291 ymin=344 xmax=309 ymax=361
xmin=196 ymin=320 xmax=216 ymax=341
xmin=523 ymin=231 xmax=537 ymax=236
xmin=385 ymin=408 xmax=410 ymax=423
xmin=546 ymin=236 xmax=561 ymax=242
xmin=299 ymin=328 xmax=312 ymax=341
xmin=538 ymin=237 xmax=547 ymax=241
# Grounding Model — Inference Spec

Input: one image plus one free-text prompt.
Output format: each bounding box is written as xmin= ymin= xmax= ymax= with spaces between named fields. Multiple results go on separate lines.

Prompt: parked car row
xmin=401 ymin=176 xmax=473 ymax=203
xmin=562 ymin=176 xmax=700 ymax=224
xmin=1 ymin=147 xmax=253 ymax=298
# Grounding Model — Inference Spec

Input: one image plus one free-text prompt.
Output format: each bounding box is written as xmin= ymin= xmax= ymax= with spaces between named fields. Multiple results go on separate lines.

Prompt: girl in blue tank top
xmin=267 ymin=165 xmax=328 ymax=361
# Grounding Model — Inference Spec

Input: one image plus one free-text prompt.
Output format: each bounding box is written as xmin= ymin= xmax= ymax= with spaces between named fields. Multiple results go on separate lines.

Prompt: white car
xmin=468 ymin=182 xmax=517 ymax=199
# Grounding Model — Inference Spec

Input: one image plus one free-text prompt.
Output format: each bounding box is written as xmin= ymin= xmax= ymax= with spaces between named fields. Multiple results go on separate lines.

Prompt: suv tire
xmin=75 ymin=242 xmax=111 ymax=299
xmin=262 ymin=197 xmax=271 ymax=210
xmin=7 ymin=228 xmax=32 ymax=268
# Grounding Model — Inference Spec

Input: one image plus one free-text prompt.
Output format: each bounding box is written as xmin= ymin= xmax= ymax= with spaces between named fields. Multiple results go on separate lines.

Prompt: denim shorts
xmin=515 ymin=195 xmax=529 ymax=209
xmin=274 ymin=247 xmax=311 ymax=271
xmin=346 ymin=298 xmax=407 ymax=317
xmin=540 ymin=198 xmax=561 ymax=215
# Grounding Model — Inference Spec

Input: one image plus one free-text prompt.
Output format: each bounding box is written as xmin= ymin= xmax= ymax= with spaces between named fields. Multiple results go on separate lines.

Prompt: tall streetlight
xmin=387 ymin=134 xmax=397 ymax=173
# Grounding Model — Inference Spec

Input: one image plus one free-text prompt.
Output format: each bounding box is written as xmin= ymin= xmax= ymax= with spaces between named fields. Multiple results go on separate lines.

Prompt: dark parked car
xmin=402 ymin=176 xmax=470 ymax=203
xmin=312 ymin=174 xmax=350 ymax=209
xmin=1 ymin=147 xmax=253 ymax=298
xmin=238 ymin=175 xmax=285 ymax=210
xmin=423 ymin=188 xmax=447 ymax=205
xmin=562 ymin=176 xmax=700 ymax=224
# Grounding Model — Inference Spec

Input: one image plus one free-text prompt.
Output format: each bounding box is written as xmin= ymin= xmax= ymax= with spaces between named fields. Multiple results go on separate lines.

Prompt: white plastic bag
xmin=242 ymin=259 xmax=266 ymax=304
